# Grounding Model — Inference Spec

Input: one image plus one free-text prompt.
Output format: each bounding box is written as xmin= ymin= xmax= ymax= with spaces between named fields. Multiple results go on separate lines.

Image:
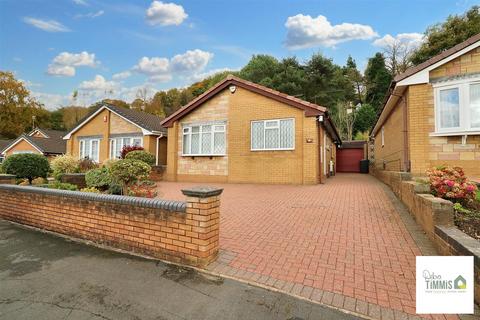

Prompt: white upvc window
xmin=434 ymin=78 xmax=480 ymax=134
xmin=251 ymin=118 xmax=295 ymax=151
xmin=182 ymin=123 xmax=226 ymax=156
xmin=109 ymin=136 xmax=143 ymax=159
xmin=79 ymin=138 xmax=100 ymax=162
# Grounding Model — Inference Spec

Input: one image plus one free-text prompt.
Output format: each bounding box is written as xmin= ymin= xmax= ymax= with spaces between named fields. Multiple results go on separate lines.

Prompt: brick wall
xmin=430 ymin=47 xmax=480 ymax=79
xmin=0 ymin=184 xmax=222 ymax=267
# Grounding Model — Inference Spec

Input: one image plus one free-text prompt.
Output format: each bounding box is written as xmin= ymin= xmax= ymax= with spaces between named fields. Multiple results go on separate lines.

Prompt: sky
xmin=0 ymin=0 xmax=476 ymax=110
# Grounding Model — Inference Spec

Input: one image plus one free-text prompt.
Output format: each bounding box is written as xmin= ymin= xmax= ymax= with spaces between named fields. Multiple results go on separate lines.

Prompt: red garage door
xmin=336 ymin=148 xmax=364 ymax=172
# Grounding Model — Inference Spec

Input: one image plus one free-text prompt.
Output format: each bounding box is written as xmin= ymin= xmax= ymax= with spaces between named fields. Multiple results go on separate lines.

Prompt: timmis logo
xmin=423 ymin=270 xmax=467 ymax=290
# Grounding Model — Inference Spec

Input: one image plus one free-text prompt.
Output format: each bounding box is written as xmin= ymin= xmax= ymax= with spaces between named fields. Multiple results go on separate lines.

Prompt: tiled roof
xmin=105 ymin=104 xmax=166 ymax=133
xmin=1 ymin=135 xmax=65 ymax=155
xmin=0 ymin=139 xmax=12 ymax=155
xmin=29 ymin=128 xmax=66 ymax=139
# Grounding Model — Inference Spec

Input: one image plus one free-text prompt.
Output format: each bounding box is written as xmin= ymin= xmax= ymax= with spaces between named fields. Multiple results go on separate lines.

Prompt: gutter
xmin=155 ymin=133 xmax=164 ymax=166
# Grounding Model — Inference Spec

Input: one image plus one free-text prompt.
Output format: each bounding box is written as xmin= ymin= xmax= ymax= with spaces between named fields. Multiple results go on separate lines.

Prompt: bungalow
xmin=371 ymin=33 xmax=480 ymax=179
xmin=1 ymin=128 xmax=66 ymax=160
xmin=161 ymin=75 xmax=341 ymax=184
xmin=63 ymin=104 xmax=167 ymax=165
xmin=0 ymin=139 xmax=13 ymax=163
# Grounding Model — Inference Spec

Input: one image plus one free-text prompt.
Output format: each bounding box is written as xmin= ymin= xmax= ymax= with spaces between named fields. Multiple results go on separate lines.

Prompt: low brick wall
xmin=0 ymin=174 xmax=15 ymax=185
xmin=60 ymin=173 xmax=86 ymax=189
xmin=0 ymin=184 xmax=222 ymax=267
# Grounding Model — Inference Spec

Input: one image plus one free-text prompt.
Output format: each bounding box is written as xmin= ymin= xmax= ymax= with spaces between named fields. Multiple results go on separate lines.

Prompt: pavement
xmin=0 ymin=220 xmax=364 ymax=320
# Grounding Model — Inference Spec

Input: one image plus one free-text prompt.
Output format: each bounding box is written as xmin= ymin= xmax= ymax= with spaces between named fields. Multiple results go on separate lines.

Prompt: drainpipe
xmin=155 ymin=133 xmax=163 ymax=166
xmin=402 ymin=93 xmax=410 ymax=172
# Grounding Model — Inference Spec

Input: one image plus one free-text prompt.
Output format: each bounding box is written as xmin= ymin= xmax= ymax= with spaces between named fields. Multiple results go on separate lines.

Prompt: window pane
xmin=85 ymin=140 xmax=91 ymax=158
xmin=122 ymin=138 xmax=131 ymax=147
xmin=91 ymin=140 xmax=99 ymax=162
xmin=80 ymin=141 xmax=85 ymax=158
xmin=265 ymin=120 xmax=278 ymax=128
xmin=280 ymin=119 xmax=294 ymax=149
xmin=202 ymin=125 xmax=212 ymax=133
xmin=201 ymin=132 xmax=212 ymax=154
xmin=265 ymin=128 xmax=279 ymax=149
xmin=214 ymin=132 xmax=225 ymax=154
xmin=191 ymin=133 xmax=200 ymax=154
xmin=109 ymin=140 xmax=114 ymax=158
xmin=192 ymin=126 xmax=200 ymax=133
xmin=133 ymin=138 xmax=142 ymax=146
xmin=470 ymin=83 xmax=480 ymax=128
xmin=251 ymin=122 xmax=264 ymax=149
xmin=116 ymin=138 xmax=122 ymax=158
xmin=439 ymin=88 xmax=460 ymax=128
xmin=183 ymin=134 xmax=190 ymax=154
xmin=214 ymin=125 xmax=224 ymax=132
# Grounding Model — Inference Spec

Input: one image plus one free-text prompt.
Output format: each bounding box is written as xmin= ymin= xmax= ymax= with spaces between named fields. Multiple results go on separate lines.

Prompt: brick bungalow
xmin=371 ymin=33 xmax=480 ymax=179
xmin=161 ymin=75 xmax=341 ymax=184
xmin=1 ymin=128 xmax=66 ymax=160
xmin=63 ymin=104 xmax=167 ymax=165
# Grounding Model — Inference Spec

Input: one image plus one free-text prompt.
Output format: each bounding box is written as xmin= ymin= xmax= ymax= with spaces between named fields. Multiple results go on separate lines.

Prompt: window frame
xmin=109 ymin=136 xmax=143 ymax=159
xmin=250 ymin=118 xmax=295 ymax=151
xmin=182 ymin=123 xmax=226 ymax=156
xmin=433 ymin=77 xmax=480 ymax=135
xmin=79 ymin=138 xmax=100 ymax=163
xmin=381 ymin=126 xmax=385 ymax=147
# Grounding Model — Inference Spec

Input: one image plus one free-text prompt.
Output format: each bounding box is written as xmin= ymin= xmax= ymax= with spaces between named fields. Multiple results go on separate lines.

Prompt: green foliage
xmin=364 ymin=53 xmax=392 ymax=113
xmin=108 ymin=183 xmax=122 ymax=195
xmin=410 ymin=6 xmax=480 ymax=65
xmin=476 ymin=190 xmax=480 ymax=202
xmin=110 ymin=159 xmax=151 ymax=193
xmin=44 ymin=181 xmax=78 ymax=191
xmin=125 ymin=150 xmax=155 ymax=166
xmin=2 ymin=153 xmax=50 ymax=184
xmin=0 ymin=163 xmax=4 ymax=174
xmin=78 ymin=158 xmax=98 ymax=172
xmin=353 ymin=103 xmax=377 ymax=134
xmin=353 ymin=131 xmax=369 ymax=141
xmin=85 ymin=167 xmax=112 ymax=190
xmin=51 ymin=154 xmax=79 ymax=180
xmin=102 ymin=158 xmax=118 ymax=169
xmin=80 ymin=187 xmax=101 ymax=193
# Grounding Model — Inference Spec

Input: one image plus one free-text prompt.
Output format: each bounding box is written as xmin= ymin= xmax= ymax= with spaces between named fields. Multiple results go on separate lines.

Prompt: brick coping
xmin=0 ymin=184 xmax=186 ymax=212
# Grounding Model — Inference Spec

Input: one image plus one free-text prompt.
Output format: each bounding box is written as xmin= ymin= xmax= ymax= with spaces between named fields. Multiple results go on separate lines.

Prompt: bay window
xmin=109 ymin=136 xmax=143 ymax=159
xmin=182 ymin=123 xmax=226 ymax=156
xmin=434 ymin=79 xmax=480 ymax=134
xmin=79 ymin=138 xmax=100 ymax=162
xmin=251 ymin=118 xmax=294 ymax=151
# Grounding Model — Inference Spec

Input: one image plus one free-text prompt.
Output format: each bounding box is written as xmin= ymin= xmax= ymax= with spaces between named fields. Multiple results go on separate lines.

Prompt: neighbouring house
xmin=1 ymin=128 xmax=66 ymax=160
xmin=63 ymin=103 xmax=167 ymax=165
xmin=336 ymin=140 xmax=368 ymax=173
xmin=0 ymin=139 xmax=13 ymax=163
xmin=161 ymin=75 xmax=341 ymax=185
xmin=371 ymin=33 xmax=480 ymax=179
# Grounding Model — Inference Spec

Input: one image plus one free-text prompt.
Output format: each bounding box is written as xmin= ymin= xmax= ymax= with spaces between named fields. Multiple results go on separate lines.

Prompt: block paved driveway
xmin=156 ymin=174 xmax=460 ymax=320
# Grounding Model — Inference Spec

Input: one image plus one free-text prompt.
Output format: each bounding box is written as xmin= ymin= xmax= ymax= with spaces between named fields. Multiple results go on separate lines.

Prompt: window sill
xmin=251 ymin=148 xmax=295 ymax=152
xmin=181 ymin=154 xmax=226 ymax=157
xmin=430 ymin=131 xmax=480 ymax=137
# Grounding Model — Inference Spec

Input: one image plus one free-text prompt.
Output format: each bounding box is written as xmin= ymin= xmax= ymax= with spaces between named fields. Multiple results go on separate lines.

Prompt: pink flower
xmin=445 ymin=180 xmax=455 ymax=187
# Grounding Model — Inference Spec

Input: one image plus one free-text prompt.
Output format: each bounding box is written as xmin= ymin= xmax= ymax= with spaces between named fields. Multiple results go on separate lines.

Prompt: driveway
xmin=156 ymin=174 xmax=461 ymax=320
xmin=0 ymin=220 xmax=364 ymax=320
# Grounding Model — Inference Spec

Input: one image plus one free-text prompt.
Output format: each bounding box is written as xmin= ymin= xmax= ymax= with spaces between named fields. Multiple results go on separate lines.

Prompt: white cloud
xmin=133 ymin=57 xmax=170 ymax=75
xmin=31 ymin=91 xmax=72 ymax=110
xmin=47 ymin=51 xmax=99 ymax=77
xmin=72 ymin=0 xmax=88 ymax=6
xmin=284 ymin=14 xmax=377 ymax=49
xmin=23 ymin=17 xmax=70 ymax=32
xmin=79 ymin=75 xmax=117 ymax=91
xmin=171 ymin=49 xmax=213 ymax=73
xmin=146 ymin=1 xmax=188 ymax=26
xmin=187 ymin=67 xmax=238 ymax=83
xmin=373 ymin=33 xmax=425 ymax=50
xmin=75 ymin=10 xmax=104 ymax=19
xmin=112 ymin=71 xmax=132 ymax=80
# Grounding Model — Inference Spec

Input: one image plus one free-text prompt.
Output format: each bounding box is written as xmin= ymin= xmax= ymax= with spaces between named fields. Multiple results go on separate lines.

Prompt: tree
xmin=380 ymin=40 xmax=416 ymax=76
xmin=0 ymin=71 xmax=47 ymax=138
xmin=61 ymin=106 xmax=90 ymax=130
xmin=410 ymin=6 xmax=480 ymax=65
xmin=353 ymin=103 xmax=376 ymax=135
xmin=343 ymin=56 xmax=365 ymax=104
xmin=364 ymin=53 xmax=392 ymax=112
xmin=3 ymin=153 xmax=50 ymax=184
xmin=333 ymin=102 xmax=357 ymax=141
xmin=239 ymin=55 xmax=279 ymax=85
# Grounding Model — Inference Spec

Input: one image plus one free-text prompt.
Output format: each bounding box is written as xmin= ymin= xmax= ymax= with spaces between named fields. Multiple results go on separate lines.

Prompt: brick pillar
xmin=0 ymin=174 xmax=16 ymax=185
xmin=181 ymin=186 xmax=223 ymax=267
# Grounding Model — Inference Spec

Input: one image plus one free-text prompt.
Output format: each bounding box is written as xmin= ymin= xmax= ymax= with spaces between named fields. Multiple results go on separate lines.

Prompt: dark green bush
xmin=85 ymin=167 xmax=112 ymax=190
xmin=108 ymin=183 xmax=122 ymax=195
xmin=2 ymin=153 xmax=50 ymax=184
xmin=41 ymin=181 xmax=78 ymax=191
xmin=125 ymin=150 xmax=156 ymax=166
xmin=110 ymin=159 xmax=151 ymax=194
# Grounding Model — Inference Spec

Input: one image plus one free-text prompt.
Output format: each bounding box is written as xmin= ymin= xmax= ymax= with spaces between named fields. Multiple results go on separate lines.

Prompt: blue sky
xmin=0 ymin=0 xmax=475 ymax=109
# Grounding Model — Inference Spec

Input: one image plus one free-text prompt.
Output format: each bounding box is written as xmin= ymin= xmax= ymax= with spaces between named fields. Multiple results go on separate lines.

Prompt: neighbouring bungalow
xmin=161 ymin=75 xmax=341 ymax=185
xmin=0 ymin=139 xmax=13 ymax=163
xmin=372 ymin=33 xmax=480 ymax=179
xmin=1 ymin=128 xmax=66 ymax=160
xmin=63 ymin=104 xmax=167 ymax=165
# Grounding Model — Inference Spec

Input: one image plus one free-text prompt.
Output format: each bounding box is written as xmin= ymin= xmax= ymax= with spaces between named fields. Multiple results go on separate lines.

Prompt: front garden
xmin=427 ymin=166 xmax=480 ymax=240
xmin=0 ymin=146 xmax=158 ymax=198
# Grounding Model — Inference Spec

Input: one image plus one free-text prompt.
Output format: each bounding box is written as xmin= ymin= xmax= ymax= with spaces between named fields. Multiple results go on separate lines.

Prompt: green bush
xmin=44 ymin=181 xmax=78 ymax=191
xmin=110 ymin=159 xmax=151 ymax=194
xmin=108 ymin=183 xmax=122 ymax=195
xmin=0 ymin=163 xmax=4 ymax=174
xmin=51 ymin=154 xmax=79 ymax=180
xmin=78 ymin=158 xmax=98 ymax=172
xmin=125 ymin=150 xmax=156 ymax=166
xmin=85 ymin=167 xmax=112 ymax=190
xmin=102 ymin=158 xmax=118 ymax=169
xmin=3 ymin=154 xmax=50 ymax=184
xmin=80 ymin=187 xmax=101 ymax=193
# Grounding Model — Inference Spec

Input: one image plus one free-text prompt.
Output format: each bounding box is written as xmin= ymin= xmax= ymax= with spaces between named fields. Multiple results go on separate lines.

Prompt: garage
xmin=336 ymin=141 xmax=366 ymax=173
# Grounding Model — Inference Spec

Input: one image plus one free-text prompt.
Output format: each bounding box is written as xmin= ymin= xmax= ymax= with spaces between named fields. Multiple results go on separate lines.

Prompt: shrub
xmin=78 ymin=158 xmax=98 ymax=172
xmin=125 ymin=150 xmax=155 ymax=166
xmin=427 ymin=166 xmax=478 ymax=200
xmin=102 ymin=158 xmax=118 ymax=169
xmin=44 ymin=181 xmax=78 ymax=191
xmin=80 ymin=187 xmax=101 ymax=193
xmin=85 ymin=167 xmax=112 ymax=190
xmin=32 ymin=177 xmax=48 ymax=185
xmin=107 ymin=183 xmax=122 ymax=195
xmin=128 ymin=180 xmax=158 ymax=198
xmin=110 ymin=159 xmax=151 ymax=194
xmin=3 ymin=153 xmax=50 ymax=184
xmin=51 ymin=155 xmax=79 ymax=180
xmin=0 ymin=163 xmax=4 ymax=174
xmin=120 ymin=145 xmax=144 ymax=159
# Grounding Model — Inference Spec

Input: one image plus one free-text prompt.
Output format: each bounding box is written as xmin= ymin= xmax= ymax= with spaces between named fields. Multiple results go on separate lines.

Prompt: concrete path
xmin=0 ymin=220 xmax=364 ymax=320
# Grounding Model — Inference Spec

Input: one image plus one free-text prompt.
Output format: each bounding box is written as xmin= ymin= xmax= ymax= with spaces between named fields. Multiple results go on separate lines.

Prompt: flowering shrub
xmin=50 ymin=155 xmax=79 ymax=180
xmin=427 ymin=166 xmax=478 ymax=200
xmin=127 ymin=180 xmax=158 ymax=198
xmin=110 ymin=159 xmax=151 ymax=194
xmin=80 ymin=187 xmax=101 ymax=193
xmin=85 ymin=167 xmax=112 ymax=190
xmin=120 ymin=145 xmax=144 ymax=159
xmin=125 ymin=150 xmax=155 ymax=166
